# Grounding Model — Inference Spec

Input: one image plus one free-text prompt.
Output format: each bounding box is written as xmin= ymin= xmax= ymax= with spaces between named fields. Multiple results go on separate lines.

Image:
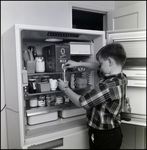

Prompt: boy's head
xmin=96 ymin=43 xmax=127 ymax=75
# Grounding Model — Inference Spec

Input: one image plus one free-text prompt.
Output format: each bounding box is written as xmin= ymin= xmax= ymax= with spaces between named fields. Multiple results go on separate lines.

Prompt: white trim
xmin=69 ymin=2 xmax=73 ymax=28
xmin=14 ymin=24 xmax=105 ymax=35
xmin=107 ymin=28 xmax=146 ymax=34
xmin=69 ymin=2 xmax=112 ymax=12
xmin=15 ymin=26 xmax=25 ymax=147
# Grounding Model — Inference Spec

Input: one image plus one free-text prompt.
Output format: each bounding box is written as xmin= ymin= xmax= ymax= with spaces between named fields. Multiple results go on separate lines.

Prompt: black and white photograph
xmin=1 ymin=1 xmax=146 ymax=149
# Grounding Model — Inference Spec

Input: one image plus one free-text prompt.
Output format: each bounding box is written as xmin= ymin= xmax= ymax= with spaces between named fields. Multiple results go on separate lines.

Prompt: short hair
xmin=96 ymin=43 xmax=127 ymax=67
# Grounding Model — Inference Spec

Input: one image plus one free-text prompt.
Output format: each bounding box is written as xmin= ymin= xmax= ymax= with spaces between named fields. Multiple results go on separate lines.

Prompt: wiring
xmin=1 ymin=104 xmax=6 ymax=112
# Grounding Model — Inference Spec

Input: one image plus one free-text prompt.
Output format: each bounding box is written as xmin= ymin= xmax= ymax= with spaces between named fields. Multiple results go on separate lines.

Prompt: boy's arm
xmin=58 ymin=78 xmax=82 ymax=107
xmin=65 ymin=60 xmax=99 ymax=71
xmin=64 ymin=87 xmax=82 ymax=107
xmin=78 ymin=61 xmax=99 ymax=70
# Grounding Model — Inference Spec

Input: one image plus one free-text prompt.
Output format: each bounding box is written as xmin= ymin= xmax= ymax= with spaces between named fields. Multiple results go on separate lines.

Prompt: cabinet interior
xmin=20 ymin=29 xmax=103 ymax=138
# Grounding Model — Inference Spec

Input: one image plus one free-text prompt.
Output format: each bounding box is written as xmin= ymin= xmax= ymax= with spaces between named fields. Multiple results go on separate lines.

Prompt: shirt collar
xmin=104 ymin=72 xmax=125 ymax=79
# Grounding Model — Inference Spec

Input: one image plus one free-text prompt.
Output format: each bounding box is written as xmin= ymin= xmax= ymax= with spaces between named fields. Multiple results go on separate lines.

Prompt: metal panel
xmin=28 ymin=138 xmax=63 ymax=149
xmin=114 ymin=13 xmax=138 ymax=30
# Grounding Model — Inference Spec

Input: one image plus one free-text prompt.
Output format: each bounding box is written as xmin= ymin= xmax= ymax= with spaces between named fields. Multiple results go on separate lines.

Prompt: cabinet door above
xmin=107 ymin=2 xmax=146 ymax=30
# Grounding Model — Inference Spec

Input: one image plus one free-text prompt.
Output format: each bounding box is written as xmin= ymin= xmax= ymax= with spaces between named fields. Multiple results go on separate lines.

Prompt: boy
xmin=58 ymin=43 xmax=127 ymax=149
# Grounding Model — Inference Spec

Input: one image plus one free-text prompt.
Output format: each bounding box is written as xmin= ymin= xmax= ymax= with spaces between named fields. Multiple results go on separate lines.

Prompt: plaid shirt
xmin=79 ymin=72 xmax=128 ymax=130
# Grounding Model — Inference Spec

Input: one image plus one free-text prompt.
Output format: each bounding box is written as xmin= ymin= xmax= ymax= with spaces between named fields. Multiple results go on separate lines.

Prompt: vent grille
xmin=124 ymin=58 xmax=146 ymax=67
xmin=47 ymin=32 xmax=79 ymax=37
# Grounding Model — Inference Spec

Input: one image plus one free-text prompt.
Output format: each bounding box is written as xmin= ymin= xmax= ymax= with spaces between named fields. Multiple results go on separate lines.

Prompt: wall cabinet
xmin=107 ymin=2 xmax=146 ymax=30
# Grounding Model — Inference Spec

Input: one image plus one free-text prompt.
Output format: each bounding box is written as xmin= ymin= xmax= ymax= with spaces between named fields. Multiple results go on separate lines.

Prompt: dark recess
xmin=72 ymin=9 xmax=104 ymax=31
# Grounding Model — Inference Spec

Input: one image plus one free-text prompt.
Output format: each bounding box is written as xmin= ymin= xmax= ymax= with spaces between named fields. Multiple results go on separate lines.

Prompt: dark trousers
xmin=88 ymin=126 xmax=123 ymax=149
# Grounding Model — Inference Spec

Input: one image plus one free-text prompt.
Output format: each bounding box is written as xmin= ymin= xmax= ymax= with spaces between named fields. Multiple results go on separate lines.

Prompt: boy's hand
xmin=58 ymin=79 xmax=69 ymax=91
xmin=64 ymin=60 xmax=79 ymax=69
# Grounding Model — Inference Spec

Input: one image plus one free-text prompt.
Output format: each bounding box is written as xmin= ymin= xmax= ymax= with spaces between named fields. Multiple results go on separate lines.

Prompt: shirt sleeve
xmin=79 ymin=82 xmax=111 ymax=110
xmin=105 ymin=82 xmax=127 ymax=116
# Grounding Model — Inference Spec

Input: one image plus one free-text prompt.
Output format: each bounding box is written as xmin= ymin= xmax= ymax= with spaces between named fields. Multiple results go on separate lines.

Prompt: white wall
xmin=1 ymin=1 xmax=70 ymax=34
xmin=114 ymin=1 xmax=140 ymax=9
xmin=1 ymin=1 xmax=113 ymax=149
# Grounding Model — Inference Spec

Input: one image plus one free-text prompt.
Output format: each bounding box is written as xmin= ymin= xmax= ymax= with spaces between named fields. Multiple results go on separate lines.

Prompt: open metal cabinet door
xmin=106 ymin=29 xmax=146 ymax=126
xmin=107 ymin=29 xmax=146 ymax=149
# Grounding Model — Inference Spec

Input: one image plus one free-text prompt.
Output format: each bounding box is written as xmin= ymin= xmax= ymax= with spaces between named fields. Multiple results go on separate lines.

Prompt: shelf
xmin=25 ymin=115 xmax=86 ymax=138
xmin=26 ymin=103 xmax=78 ymax=116
xmin=28 ymin=72 xmax=62 ymax=76
xmin=26 ymin=85 xmax=91 ymax=96
xmin=70 ymin=54 xmax=92 ymax=56
xmin=68 ymin=70 xmax=90 ymax=74
xmin=121 ymin=118 xmax=146 ymax=127
xmin=28 ymin=70 xmax=91 ymax=76
xmin=26 ymin=90 xmax=62 ymax=96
